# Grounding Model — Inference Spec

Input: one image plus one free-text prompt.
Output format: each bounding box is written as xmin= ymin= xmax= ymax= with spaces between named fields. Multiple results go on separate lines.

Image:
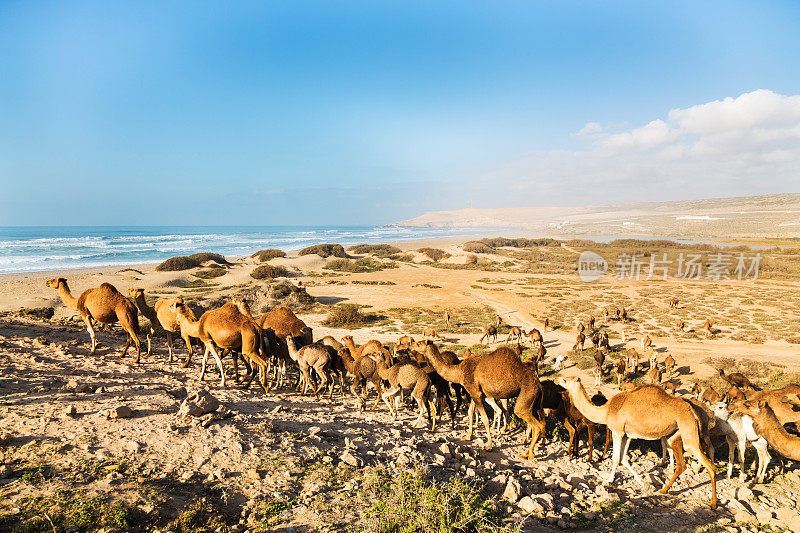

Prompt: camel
xmin=397 ymin=335 xmax=414 ymax=347
xmin=712 ymin=402 xmax=770 ymax=482
xmin=719 ymin=369 xmax=755 ymax=391
xmin=668 ymin=298 xmax=679 ymax=309
xmin=662 ymin=382 xmax=677 ymax=395
xmin=621 ymin=308 xmax=628 ymax=322
xmin=424 ymin=344 xmax=545 ymax=458
xmin=422 ymin=327 xmax=442 ymax=340
xmin=480 ymin=325 xmax=498 ymax=344
xmin=128 ymin=288 xmax=194 ymax=364
xmin=691 ymin=383 xmax=721 ymax=404
xmin=171 ymin=301 xmax=268 ymax=390
xmin=525 ymin=328 xmax=543 ymax=347
xmin=285 ymin=337 xmax=333 ymax=398
xmin=553 ymin=352 xmax=567 ymax=371
xmin=626 ymin=348 xmax=639 ymax=372
xmin=576 ymin=322 xmax=585 ymax=334
xmin=588 ymin=316 xmax=595 ymax=331
xmin=340 ymin=346 xmax=386 ymax=411
xmin=703 ymin=319 xmax=714 ymax=337
xmin=675 ymin=320 xmax=686 ymax=331
xmin=341 ymin=335 xmax=383 ymax=360
xmin=614 ymin=308 xmax=621 ymax=321
xmin=375 ymin=358 xmax=435 ymax=430
xmin=736 ymin=399 xmax=800 ymax=461
xmin=541 ymin=380 xmax=602 ymax=462
xmin=591 ymin=332 xmax=600 ymax=350
xmin=725 ymin=384 xmax=746 ymax=402
xmin=647 ymin=348 xmax=657 ymax=372
xmin=641 ymin=335 xmax=652 ymax=352
xmin=557 ymin=377 xmax=717 ymax=509
xmin=47 ymin=278 xmax=141 ymax=361
xmin=614 ymin=357 xmax=627 ymax=384
xmin=320 ymin=336 xmax=343 ymax=351
xmin=594 ymin=349 xmax=605 ymax=376
xmin=258 ymin=305 xmax=312 ymax=344
xmin=647 ymin=366 xmax=663 ymax=385
xmin=743 ymin=385 xmax=800 ymax=427
xmin=664 ymin=354 xmax=676 ymax=379
xmin=543 ymin=317 xmax=549 ymax=331
xmin=505 ymin=326 xmax=524 ymax=343
xmin=573 ymin=332 xmax=585 ymax=352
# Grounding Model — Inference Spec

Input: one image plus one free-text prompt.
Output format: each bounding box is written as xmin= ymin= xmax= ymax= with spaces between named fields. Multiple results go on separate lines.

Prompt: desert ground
xmin=1 ymin=236 xmax=800 ymax=532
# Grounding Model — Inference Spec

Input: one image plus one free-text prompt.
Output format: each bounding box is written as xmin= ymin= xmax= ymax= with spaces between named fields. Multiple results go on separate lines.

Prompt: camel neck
xmin=756 ymin=410 xmax=800 ymax=460
xmin=134 ymin=295 xmax=156 ymax=321
xmin=176 ymin=310 xmax=200 ymax=337
xmin=568 ymin=383 xmax=609 ymax=425
xmin=57 ymin=283 xmax=79 ymax=310
xmin=425 ymin=348 xmax=463 ymax=385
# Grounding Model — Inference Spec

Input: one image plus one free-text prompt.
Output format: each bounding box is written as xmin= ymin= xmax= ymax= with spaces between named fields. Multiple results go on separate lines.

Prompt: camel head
xmin=337 ymin=346 xmax=352 ymax=360
xmin=46 ymin=277 xmax=67 ymax=289
xmin=341 ymin=335 xmax=354 ymax=345
xmin=736 ymin=399 xmax=766 ymax=417
xmin=782 ymin=394 xmax=800 ymax=409
xmin=231 ymin=298 xmax=252 ymax=316
xmin=462 ymin=348 xmax=472 ymax=358
xmin=555 ymin=375 xmax=581 ymax=391
xmin=712 ymin=401 xmax=731 ymax=420
xmin=127 ymin=287 xmax=145 ymax=298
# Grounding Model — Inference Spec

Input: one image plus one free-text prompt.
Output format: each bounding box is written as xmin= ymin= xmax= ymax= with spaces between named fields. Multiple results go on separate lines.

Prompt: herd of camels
xmin=45 ymin=277 xmax=800 ymax=511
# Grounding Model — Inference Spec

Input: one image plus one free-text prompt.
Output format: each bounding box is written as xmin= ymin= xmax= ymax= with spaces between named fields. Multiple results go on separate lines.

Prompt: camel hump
xmin=99 ymin=282 xmax=122 ymax=294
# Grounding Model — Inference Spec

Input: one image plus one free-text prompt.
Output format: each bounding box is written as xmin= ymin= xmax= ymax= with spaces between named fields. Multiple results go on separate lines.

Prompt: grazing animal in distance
xmin=641 ymin=335 xmax=652 ymax=352
xmin=506 ymin=326 xmax=524 ymax=343
xmin=480 ymin=325 xmax=498 ymax=344
xmin=621 ymin=308 xmax=628 ymax=322
xmin=47 ymin=278 xmax=141 ymax=360
xmin=664 ymin=354 xmax=676 ymax=379
xmin=594 ymin=349 xmax=605 ymax=375
xmin=574 ymin=332 xmax=585 ymax=352
xmin=577 ymin=322 xmax=585 ymax=334
xmin=719 ymin=369 xmax=755 ymax=391
xmin=647 ymin=366 xmax=663 ymax=385
xmin=588 ymin=316 xmax=596 ymax=331
xmin=626 ymin=348 xmax=639 ymax=372
xmin=676 ymin=319 xmax=685 ymax=331
xmin=614 ymin=357 xmax=627 ymax=384
xmin=704 ymin=319 xmax=714 ymax=337
xmin=668 ymin=298 xmax=679 ymax=309
xmin=553 ymin=352 xmax=567 ymax=371
xmin=525 ymin=328 xmax=543 ymax=347
xmin=422 ymin=327 xmax=442 ymax=340
xmin=543 ymin=317 xmax=550 ymax=331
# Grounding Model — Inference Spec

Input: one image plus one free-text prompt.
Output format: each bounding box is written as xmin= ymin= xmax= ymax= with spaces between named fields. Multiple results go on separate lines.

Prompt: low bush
xmin=156 ymin=256 xmax=201 ymax=271
xmin=463 ymin=241 xmax=494 ymax=254
xmin=322 ymin=304 xmax=385 ymax=328
xmin=252 ymin=249 xmax=286 ymax=262
xmin=299 ymin=243 xmax=348 ymax=258
xmin=478 ymin=237 xmax=559 ymax=248
xmin=349 ymin=244 xmax=402 ymax=257
xmin=324 ymin=258 xmax=398 ymax=273
xmin=417 ymin=248 xmax=451 ymax=262
xmin=193 ymin=267 xmax=227 ymax=279
xmin=251 ymin=265 xmax=293 ymax=279
xmin=187 ymin=252 xmax=230 ymax=264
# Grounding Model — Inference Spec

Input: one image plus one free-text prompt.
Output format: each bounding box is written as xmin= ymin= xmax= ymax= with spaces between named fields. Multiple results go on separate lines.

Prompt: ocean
xmin=0 ymin=226 xmax=483 ymax=274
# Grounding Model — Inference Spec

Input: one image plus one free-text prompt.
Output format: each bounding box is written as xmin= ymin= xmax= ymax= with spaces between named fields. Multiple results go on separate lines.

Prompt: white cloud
xmin=483 ymin=90 xmax=800 ymax=204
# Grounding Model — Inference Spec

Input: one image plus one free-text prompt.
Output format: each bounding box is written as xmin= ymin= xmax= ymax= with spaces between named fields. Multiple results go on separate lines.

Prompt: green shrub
xmin=298 ymin=243 xmax=348 ymax=258
xmin=349 ymin=244 xmax=402 ymax=257
xmin=417 ymin=248 xmax=451 ymax=262
xmin=193 ymin=267 xmax=227 ymax=279
xmin=322 ymin=304 xmax=385 ymax=328
xmin=478 ymin=237 xmax=559 ymax=248
xmin=252 ymin=249 xmax=286 ymax=262
xmin=156 ymin=256 xmax=201 ymax=271
xmin=463 ymin=241 xmax=494 ymax=254
xmin=251 ymin=265 xmax=293 ymax=279
xmin=324 ymin=258 xmax=398 ymax=273
xmin=187 ymin=252 xmax=230 ymax=264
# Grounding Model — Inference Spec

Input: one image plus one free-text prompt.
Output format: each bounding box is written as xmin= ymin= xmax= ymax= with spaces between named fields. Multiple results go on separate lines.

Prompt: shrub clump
xmin=299 ymin=243 xmax=348 ymax=258
xmin=268 ymin=281 xmax=315 ymax=308
xmin=463 ymin=241 xmax=495 ymax=254
xmin=251 ymin=265 xmax=293 ymax=279
xmin=324 ymin=258 xmax=398 ymax=273
xmin=323 ymin=304 xmax=384 ymax=328
xmin=193 ymin=267 xmax=227 ymax=279
xmin=349 ymin=244 xmax=402 ymax=257
xmin=156 ymin=252 xmax=230 ymax=271
xmin=252 ymin=249 xmax=286 ymax=262
xmin=417 ymin=248 xmax=451 ymax=262
xmin=479 ymin=237 xmax=559 ymax=248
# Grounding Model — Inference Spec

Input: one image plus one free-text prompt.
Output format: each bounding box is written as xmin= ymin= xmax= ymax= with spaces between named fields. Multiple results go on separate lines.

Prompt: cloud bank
xmin=487 ymin=90 xmax=800 ymax=204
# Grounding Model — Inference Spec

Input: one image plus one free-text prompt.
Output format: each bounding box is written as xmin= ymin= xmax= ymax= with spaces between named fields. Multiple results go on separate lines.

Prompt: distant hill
xmin=394 ymin=193 xmax=800 ymax=239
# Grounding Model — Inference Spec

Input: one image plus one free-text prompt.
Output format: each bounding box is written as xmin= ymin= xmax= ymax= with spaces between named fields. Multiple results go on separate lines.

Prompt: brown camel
xmin=647 ymin=366 xmax=663 ymax=385
xmin=614 ymin=357 xmax=627 ymax=384
xmin=506 ymin=326 xmax=524 ymax=343
xmin=543 ymin=317 xmax=550 ymax=331
xmin=641 ymin=335 xmax=652 ymax=352
xmin=541 ymin=380 xmax=601 ymax=462
xmin=594 ymin=349 xmax=605 ymax=376
xmin=668 ymin=298 xmax=679 ymax=309
xmin=171 ymin=301 xmax=268 ymax=390
xmin=719 ymin=369 xmax=755 ymax=390
xmin=621 ymin=308 xmax=628 ymax=322
xmin=577 ymin=322 xmax=585 ymax=334
xmin=736 ymin=399 xmax=800 ymax=461
xmin=703 ymin=319 xmax=714 ymax=337
xmin=573 ymin=332 xmax=585 ymax=352
xmin=691 ymin=383 xmax=721 ymax=404
xmin=480 ymin=325 xmax=498 ymax=344
xmin=675 ymin=319 xmax=686 ymax=331
xmin=128 ymin=288 xmax=194 ymax=364
xmin=525 ymin=328 xmax=543 ymax=347
xmin=557 ymin=377 xmax=717 ymax=509
xmin=397 ymin=335 xmax=415 ymax=347
xmin=424 ymin=344 xmax=545 ymax=458
xmin=422 ymin=327 xmax=442 ymax=340
xmin=725 ymin=384 xmax=746 ymax=402
xmin=340 ymin=346 xmax=386 ymax=411
xmin=626 ymin=348 xmax=639 ymax=372
xmin=47 ymin=278 xmax=141 ymax=361
xmin=744 ymin=385 xmax=800 ymax=427
xmin=341 ymin=335 xmax=384 ymax=360
xmin=375 ymin=358 xmax=435 ymax=430
xmin=285 ymin=336 xmax=333 ymax=398
xmin=664 ymin=354 xmax=676 ymax=379
xmin=588 ymin=316 xmax=595 ymax=331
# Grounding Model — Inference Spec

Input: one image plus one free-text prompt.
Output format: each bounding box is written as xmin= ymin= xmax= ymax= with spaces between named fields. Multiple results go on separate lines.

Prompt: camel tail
xmin=131 ymin=306 xmax=140 ymax=336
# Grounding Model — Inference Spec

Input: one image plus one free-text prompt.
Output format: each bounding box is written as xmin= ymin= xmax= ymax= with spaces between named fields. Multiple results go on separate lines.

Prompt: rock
xmin=246 ymin=469 xmax=262 ymax=482
xmin=0 ymin=465 xmax=12 ymax=478
xmin=177 ymin=389 xmax=220 ymax=418
xmin=518 ymin=496 xmax=545 ymax=515
xmin=308 ymin=426 xmax=322 ymax=436
xmin=775 ymin=508 xmax=800 ymax=525
xmin=755 ymin=509 xmax=774 ymax=523
xmin=0 ymin=432 xmax=12 ymax=446
xmin=438 ymin=443 xmax=452 ymax=457
xmin=167 ymin=387 xmax=188 ymax=400
xmin=537 ymin=493 xmax=555 ymax=509
xmin=64 ymin=405 xmax=77 ymax=418
xmin=108 ymin=405 xmax=133 ymax=419
xmin=63 ymin=380 xmax=93 ymax=393
xmin=566 ymin=474 xmax=584 ymax=487
xmin=340 ymin=451 xmax=363 ymax=468
xmin=736 ymin=487 xmax=754 ymax=501
xmin=465 ymin=468 xmax=476 ymax=477
xmin=503 ymin=478 xmax=522 ymax=503
xmin=94 ymin=386 xmax=106 ymax=394
xmin=734 ymin=510 xmax=756 ymax=524
xmin=125 ymin=440 xmax=143 ymax=453
xmin=789 ymin=514 xmax=800 ymax=533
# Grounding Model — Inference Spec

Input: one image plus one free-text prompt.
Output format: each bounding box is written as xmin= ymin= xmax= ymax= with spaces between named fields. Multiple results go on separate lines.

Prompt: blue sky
xmin=1 ymin=1 xmax=799 ymax=225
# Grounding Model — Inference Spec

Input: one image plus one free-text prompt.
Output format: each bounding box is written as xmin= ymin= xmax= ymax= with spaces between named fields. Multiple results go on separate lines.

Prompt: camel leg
xmin=755 ymin=440 xmax=769 ymax=483
xmin=147 ymin=331 xmax=153 ymax=356
xmin=166 ymin=331 xmax=173 ymax=363
xmin=725 ymin=436 xmax=736 ymax=479
xmin=202 ymin=342 xmax=226 ymax=388
xmin=689 ymin=442 xmax=717 ymax=510
xmin=660 ymin=435 xmax=686 ymax=495
xmin=601 ymin=426 xmax=612 ymax=461
xmin=381 ymin=387 xmax=399 ymax=418
xmin=465 ymin=400 xmax=476 ymax=441
xmin=565 ymin=419 xmax=578 ymax=458
xmin=370 ymin=377 xmax=383 ymax=411
xmin=486 ymin=398 xmax=504 ymax=433
xmin=412 ymin=394 xmax=426 ymax=428
xmin=737 ymin=436 xmax=747 ymax=482
xmin=605 ymin=432 xmax=625 ymax=484
xmin=586 ymin=422 xmax=596 ymax=462
xmin=620 ymin=435 xmax=645 ymax=486
xmin=517 ymin=406 xmax=545 ymax=460
xmin=84 ymin=316 xmax=98 ymax=354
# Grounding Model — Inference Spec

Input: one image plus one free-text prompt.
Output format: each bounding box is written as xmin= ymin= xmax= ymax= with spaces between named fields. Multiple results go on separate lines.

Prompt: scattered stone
xmin=734 ymin=510 xmax=756 ymax=523
xmin=0 ymin=465 xmax=12 ymax=478
xmin=63 ymin=380 xmax=93 ymax=393
xmin=340 ymin=451 xmax=363 ymax=468
xmin=755 ymin=509 xmax=774 ymax=523
xmin=167 ymin=386 xmax=188 ymax=399
xmin=177 ymin=389 xmax=220 ymax=418
xmin=64 ymin=405 xmax=77 ymax=418
xmin=518 ymin=496 xmax=545 ymax=514
xmin=108 ymin=405 xmax=133 ymax=419
xmin=736 ymin=486 xmax=754 ymax=500
xmin=503 ymin=477 xmax=522 ymax=503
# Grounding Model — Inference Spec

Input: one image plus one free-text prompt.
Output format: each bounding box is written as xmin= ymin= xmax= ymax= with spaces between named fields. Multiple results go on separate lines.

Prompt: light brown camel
xmin=641 ymin=335 xmax=652 ymax=352
xmin=668 ymin=298 xmax=679 ymax=309
xmin=397 ymin=335 xmax=414 ymax=347
xmin=664 ymin=354 xmax=676 ymax=379
xmin=505 ymin=326 xmax=524 ymax=343
xmin=480 ymin=325 xmax=498 ymax=344
xmin=646 ymin=366 xmax=663 ymax=385
xmin=171 ymin=301 xmax=268 ymax=390
xmin=128 ymin=288 xmax=194 ymax=364
xmin=257 ymin=305 xmax=312 ymax=344
xmin=573 ymin=332 xmax=585 ymax=352
xmin=614 ymin=357 xmax=627 ymax=384
xmin=341 ymin=335 xmax=383 ymax=360
xmin=691 ymin=383 xmax=721 ymax=404
xmin=422 ymin=327 xmax=442 ymax=340
xmin=719 ymin=369 xmax=755 ymax=391
xmin=525 ymin=328 xmax=543 ymax=347
xmin=675 ymin=319 xmax=686 ymax=331
xmin=557 ymin=377 xmax=717 ymax=509
xmin=725 ymin=384 xmax=746 ymax=402
xmin=47 ymin=278 xmax=141 ymax=361
xmin=543 ymin=317 xmax=550 ymax=331
xmin=626 ymin=348 xmax=639 ymax=372
xmin=744 ymin=384 xmax=800 ymax=427
xmin=424 ymin=344 xmax=545 ymax=458
xmin=703 ymin=319 xmax=714 ymax=337
xmin=285 ymin=336 xmax=333 ymax=398
xmin=375 ymin=358 xmax=435 ymax=429
xmin=736 ymin=399 xmax=800 ymax=461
